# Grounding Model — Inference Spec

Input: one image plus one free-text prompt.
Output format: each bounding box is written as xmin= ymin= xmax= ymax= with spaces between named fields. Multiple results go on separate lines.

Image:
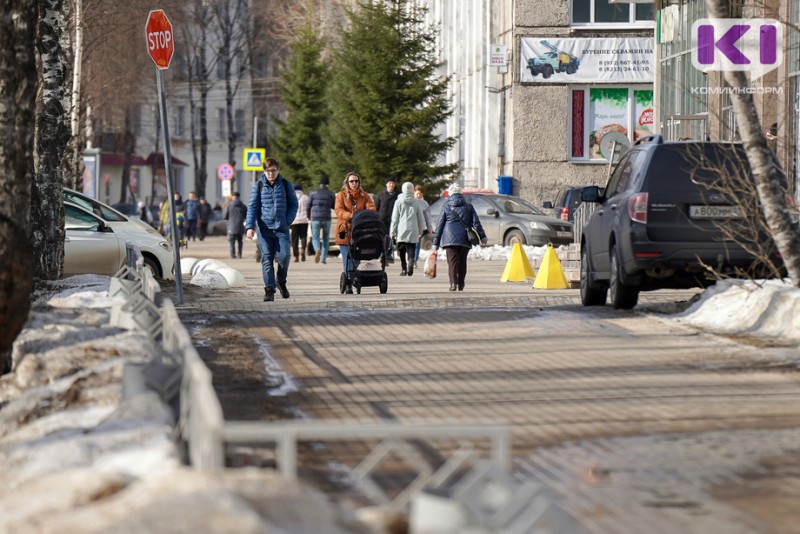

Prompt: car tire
xmin=143 ymin=256 xmax=162 ymax=280
xmin=504 ymin=229 xmax=526 ymax=247
xmin=609 ymin=244 xmax=639 ymax=310
xmin=580 ymin=246 xmax=607 ymax=306
xmin=542 ymin=65 xmax=553 ymax=79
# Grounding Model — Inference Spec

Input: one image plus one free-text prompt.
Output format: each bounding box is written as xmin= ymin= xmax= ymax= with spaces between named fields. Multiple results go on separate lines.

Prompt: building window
xmin=234 ymin=109 xmax=246 ymax=141
xmin=569 ymin=86 xmax=653 ymax=161
xmin=217 ymin=109 xmax=226 ymax=140
xmin=571 ymin=0 xmax=653 ymax=26
xmin=173 ymin=106 xmax=185 ymax=138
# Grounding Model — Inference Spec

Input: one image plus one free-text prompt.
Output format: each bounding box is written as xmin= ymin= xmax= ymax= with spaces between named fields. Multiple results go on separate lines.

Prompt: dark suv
xmin=579 ymin=135 xmax=782 ymax=309
xmin=544 ymin=186 xmax=583 ymax=222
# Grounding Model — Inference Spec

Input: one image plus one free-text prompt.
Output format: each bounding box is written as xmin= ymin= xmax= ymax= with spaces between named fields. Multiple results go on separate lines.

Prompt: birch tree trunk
xmin=705 ymin=0 xmax=800 ymax=285
xmin=0 ymin=0 xmax=37 ymax=372
xmin=33 ymin=0 xmax=72 ymax=280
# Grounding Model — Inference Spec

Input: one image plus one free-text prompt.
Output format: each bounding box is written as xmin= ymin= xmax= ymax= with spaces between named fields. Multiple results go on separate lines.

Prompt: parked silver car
xmin=427 ymin=193 xmax=573 ymax=248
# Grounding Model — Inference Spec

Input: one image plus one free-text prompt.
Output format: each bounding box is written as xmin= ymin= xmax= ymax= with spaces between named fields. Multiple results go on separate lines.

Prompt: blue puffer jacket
xmin=306 ymin=187 xmax=336 ymax=221
xmin=432 ymin=194 xmax=487 ymax=249
xmin=245 ymin=173 xmax=298 ymax=232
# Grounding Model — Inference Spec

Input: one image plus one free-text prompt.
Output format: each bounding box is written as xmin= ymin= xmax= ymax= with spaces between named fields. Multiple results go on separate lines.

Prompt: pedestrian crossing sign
xmin=242 ymin=148 xmax=266 ymax=171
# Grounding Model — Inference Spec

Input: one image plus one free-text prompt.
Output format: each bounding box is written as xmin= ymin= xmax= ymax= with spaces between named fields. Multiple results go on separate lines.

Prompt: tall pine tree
xmin=322 ymin=0 xmax=456 ymax=194
xmin=271 ymin=19 xmax=330 ymax=191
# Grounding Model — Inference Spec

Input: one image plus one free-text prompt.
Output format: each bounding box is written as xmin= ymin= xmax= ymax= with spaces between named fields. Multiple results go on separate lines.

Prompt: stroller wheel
xmin=339 ymin=272 xmax=348 ymax=294
xmin=379 ymin=273 xmax=388 ymax=294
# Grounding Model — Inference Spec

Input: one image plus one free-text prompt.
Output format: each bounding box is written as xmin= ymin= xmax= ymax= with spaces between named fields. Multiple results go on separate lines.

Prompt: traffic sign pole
xmin=156 ymin=69 xmax=183 ymax=305
xmin=146 ymin=9 xmax=183 ymax=304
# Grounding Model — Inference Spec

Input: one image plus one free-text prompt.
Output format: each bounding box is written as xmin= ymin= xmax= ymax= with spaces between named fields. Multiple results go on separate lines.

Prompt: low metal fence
xmin=572 ymin=202 xmax=597 ymax=245
xmin=111 ymin=247 xmax=575 ymax=531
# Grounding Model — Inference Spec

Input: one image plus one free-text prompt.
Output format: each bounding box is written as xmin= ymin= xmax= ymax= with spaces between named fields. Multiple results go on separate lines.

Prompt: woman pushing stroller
xmin=335 ymin=171 xmax=377 ymax=293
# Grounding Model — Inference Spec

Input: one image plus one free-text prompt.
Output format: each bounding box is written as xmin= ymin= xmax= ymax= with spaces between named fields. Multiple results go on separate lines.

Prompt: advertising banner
xmin=521 ymin=37 xmax=654 ymax=83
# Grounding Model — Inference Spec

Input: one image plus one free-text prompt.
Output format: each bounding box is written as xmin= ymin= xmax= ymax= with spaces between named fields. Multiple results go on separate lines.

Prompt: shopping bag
xmin=424 ymin=252 xmax=437 ymax=279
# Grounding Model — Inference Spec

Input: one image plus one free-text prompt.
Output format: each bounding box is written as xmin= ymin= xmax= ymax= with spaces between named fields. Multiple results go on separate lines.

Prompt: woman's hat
xmin=448 ymin=182 xmax=462 ymax=195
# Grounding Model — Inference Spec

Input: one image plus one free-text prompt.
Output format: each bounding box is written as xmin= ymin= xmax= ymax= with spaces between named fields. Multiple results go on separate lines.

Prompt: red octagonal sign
xmin=145 ymin=10 xmax=174 ymax=70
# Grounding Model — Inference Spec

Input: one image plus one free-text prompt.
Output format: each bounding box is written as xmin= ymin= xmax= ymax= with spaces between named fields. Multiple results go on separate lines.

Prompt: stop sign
xmin=145 ymin=10 xmax=174 ymax=70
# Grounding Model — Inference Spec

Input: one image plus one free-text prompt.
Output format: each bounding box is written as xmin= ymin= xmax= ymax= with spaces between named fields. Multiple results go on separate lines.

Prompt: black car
xmin=580 ymin=135 xmax=783 ymax=309
xmin=543 ymin=186 xmax=583 ymax=222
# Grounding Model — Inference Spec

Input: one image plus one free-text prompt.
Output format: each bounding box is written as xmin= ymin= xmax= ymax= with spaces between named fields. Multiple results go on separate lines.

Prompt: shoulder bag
xmin=448 ymin=206 xmax=481 ymax=246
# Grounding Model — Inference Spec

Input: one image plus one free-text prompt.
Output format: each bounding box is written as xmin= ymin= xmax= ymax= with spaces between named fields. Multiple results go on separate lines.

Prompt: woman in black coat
xmin=431 ymin=183 xmax=487 ymax=291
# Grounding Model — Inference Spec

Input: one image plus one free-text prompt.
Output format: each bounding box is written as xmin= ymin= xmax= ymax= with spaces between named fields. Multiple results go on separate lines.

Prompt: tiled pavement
xmin=169 ymin=236 xmax=800 ymax=532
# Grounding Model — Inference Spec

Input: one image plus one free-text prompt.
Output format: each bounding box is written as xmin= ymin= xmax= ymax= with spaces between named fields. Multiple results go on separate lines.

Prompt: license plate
xmin=689 ymin=205 xmax=743 ymax=219
xmin=555 ymin=231 xmax=572 ymax=238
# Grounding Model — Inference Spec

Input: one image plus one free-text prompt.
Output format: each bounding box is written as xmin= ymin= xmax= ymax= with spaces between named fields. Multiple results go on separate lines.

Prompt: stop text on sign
xmin=145 ymin=9 xmax=175 ymax=70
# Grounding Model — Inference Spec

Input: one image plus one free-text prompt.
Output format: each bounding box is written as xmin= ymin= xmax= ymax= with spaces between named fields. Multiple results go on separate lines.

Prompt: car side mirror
xmin=486 ymin=208 xmax=498 ymax=217
xmin=581 ymin=186 xmax=601 ymax=203
xmin=542 ymin=201 xmax=553 ymax=209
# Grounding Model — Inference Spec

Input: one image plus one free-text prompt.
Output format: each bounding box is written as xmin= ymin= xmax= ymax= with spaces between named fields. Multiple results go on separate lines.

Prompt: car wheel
xmin=542 ymin=65 xmax=553 ymax=79
xmin=420 ymin=233 xmax=433 ymax=250
xmin=580 ymin=246 xmax=607 ymax=306
xmin=143 ymin=256 xmax=162 ymax=280
xmin=504 ymin=229 xmax=526 ymax=247
xmin=609 ymin=244 xmax=639 ymax=310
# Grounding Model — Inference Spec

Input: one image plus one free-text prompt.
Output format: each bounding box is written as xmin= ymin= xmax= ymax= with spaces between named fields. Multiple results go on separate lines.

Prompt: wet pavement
xmin=169 ymin=236 xmax=800 ymax=532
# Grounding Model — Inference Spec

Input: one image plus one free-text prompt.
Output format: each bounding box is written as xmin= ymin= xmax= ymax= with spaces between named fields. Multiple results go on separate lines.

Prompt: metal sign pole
xmin=157 ymin=69 xmax=184 ymax=304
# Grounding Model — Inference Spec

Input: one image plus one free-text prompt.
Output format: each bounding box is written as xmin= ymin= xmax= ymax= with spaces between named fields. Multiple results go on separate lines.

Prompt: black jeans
xmin=228 ymin=232 xmax=243 ymax=258
xmin=397 ymin=242 xmax=416 ymax=272
xmin=291 ymin=223 xmax=308 ymax=258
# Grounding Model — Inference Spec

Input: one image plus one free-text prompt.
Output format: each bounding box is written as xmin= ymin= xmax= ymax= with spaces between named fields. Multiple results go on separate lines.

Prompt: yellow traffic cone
xmin=501 ymin=242 xmax=535 ymax=282
xmin=533 ymin=244 xmax=570 ymax=289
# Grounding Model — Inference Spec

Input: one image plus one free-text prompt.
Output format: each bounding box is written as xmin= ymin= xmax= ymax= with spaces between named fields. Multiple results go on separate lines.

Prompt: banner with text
xmin=520 ymin=37 xmax=654 ymax=84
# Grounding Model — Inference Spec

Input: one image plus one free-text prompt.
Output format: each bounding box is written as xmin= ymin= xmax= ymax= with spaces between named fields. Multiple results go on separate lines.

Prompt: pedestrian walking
xmin=413 ymin=184 xmax=433 ymax=269
xmin=291 ymin=184 xmax=310 ymax=262
xmin=184 ymin=191 xmax=200 ymax=242
xmin=223 ymin=191 xmax=248 ymax=259
xmin=137 ymin=201 xmax=154 ymax=227
xmin=245 ymin=157 xmax=298 ymax=302
xmin=197 ymin=197 xmax=212 ymax=240
xmin=374 ymin=175 xmax=399 ymax=263
xmin=390 ymin=182 xmax=427 ymax=276
xmin=307 ymin=175 xmax=336 ymax=264
xmin=431 ymin=182 xmax=488 ymax=291
xmin=335 ymin=171 xmax=376 ymax=290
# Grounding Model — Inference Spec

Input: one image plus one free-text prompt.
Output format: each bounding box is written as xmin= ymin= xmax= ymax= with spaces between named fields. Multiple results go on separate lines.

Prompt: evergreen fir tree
xmin=271 ymin=20 xmax=329 ymax=191
xmin=322 ymin=0 xmax=456 ymax=195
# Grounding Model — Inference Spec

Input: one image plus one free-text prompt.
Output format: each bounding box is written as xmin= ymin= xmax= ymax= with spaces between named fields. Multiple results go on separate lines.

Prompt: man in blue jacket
xmin=245 ymin=157 xmax=298 ymax=302
xmin=306 ymin=175 xmax=336 ymax=264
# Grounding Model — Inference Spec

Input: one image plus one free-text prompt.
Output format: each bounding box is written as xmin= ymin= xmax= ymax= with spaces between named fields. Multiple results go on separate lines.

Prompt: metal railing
xmin=109 ymin=250 xmax=552 ymax=511
xmin=572 ymin=202 xmax=597 ymax=245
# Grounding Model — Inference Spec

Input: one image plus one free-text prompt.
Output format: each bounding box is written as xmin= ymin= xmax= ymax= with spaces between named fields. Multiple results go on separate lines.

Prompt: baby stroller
xmin=340 ymin=210 xmax=389 ymax=294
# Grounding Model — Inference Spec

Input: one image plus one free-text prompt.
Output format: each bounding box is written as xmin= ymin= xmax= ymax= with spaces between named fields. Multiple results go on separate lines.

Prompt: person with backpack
xmin=245 ymin=157 xmax=298 ymax=302
xmin=306 ymin=175 xmax=336 ymax=264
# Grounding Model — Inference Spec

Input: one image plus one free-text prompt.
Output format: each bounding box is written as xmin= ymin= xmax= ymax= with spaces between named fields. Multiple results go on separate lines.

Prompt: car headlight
xmin=529 ymin=221 xmax=549 ymax=230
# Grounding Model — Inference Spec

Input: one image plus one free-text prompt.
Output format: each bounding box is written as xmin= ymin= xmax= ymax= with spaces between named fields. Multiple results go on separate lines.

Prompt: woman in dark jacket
xmin=431 ymin=183 xmax=487 ymax=291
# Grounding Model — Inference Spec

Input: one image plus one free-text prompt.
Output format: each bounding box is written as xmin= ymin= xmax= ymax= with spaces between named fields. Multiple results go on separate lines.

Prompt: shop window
xmin=570 ymin=86 xmax=653 ymax=161
xmin=572 ymin=0 xmax=653 ymax=27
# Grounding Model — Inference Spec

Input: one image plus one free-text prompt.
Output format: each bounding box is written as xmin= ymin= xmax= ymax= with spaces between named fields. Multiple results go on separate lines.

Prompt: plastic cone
xmin=501 ymin=242 xmax=535 ymax=282
xmin=533 ymin=244 xmax=570 ymax=289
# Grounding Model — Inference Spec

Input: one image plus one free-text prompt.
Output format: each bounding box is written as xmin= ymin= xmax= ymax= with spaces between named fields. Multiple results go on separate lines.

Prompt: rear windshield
xmin=645 ymin=144 xmax=753 ymax=194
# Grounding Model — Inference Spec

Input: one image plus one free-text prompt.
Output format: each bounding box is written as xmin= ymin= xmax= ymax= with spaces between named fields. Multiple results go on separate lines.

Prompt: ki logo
xmin=691 ymin=18 xmax=783 ymax=80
